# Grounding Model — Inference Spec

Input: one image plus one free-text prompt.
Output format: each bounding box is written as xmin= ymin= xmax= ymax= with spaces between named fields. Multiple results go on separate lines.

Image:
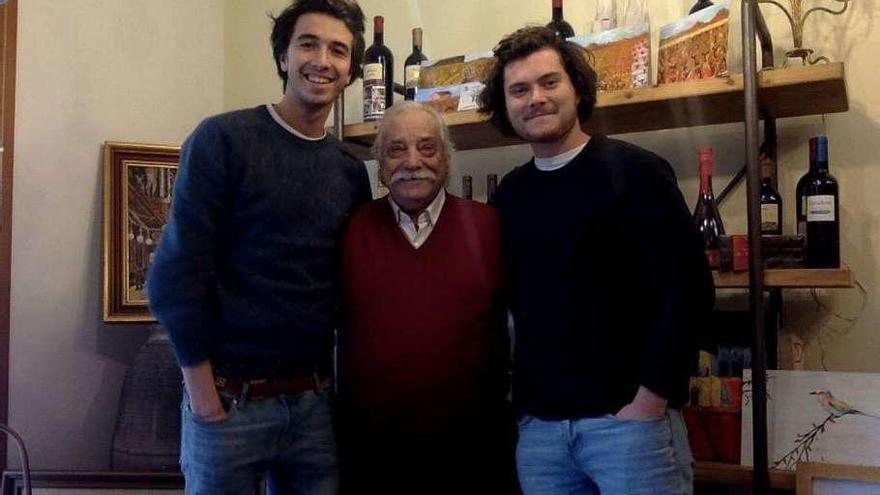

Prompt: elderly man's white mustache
xmin=388 ymin=169 xmax=437 ymax=184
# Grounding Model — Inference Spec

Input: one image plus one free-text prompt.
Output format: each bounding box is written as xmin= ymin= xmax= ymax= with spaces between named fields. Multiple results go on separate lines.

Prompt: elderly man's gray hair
xmin=370 ymin=101 xmax=456 ymax=163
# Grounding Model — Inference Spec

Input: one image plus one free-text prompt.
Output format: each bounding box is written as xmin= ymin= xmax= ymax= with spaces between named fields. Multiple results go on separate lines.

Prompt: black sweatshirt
xmin=495 ymin=135 xmax=714 ymax=420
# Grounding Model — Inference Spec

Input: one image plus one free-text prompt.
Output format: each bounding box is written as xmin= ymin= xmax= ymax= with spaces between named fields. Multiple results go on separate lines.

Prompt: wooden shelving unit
xmin=695 ymin=461 xmax=795 ymax=490
xmin=713 ymin=267 xmax=853 ymax=289
xmin=342 ymin=63 xmax=847 ymax=156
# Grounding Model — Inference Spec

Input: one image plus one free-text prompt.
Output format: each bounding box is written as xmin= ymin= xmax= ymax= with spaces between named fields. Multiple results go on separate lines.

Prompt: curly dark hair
xmin=270 ymin=0 xmax=366 ymax=92
xmin=478 ymin=26 xmax=598 ymax=137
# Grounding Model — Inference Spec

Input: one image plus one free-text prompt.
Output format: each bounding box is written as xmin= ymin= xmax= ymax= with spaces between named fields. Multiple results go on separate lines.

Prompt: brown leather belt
xmin=215 ymin=373 xmax=326 ymax=406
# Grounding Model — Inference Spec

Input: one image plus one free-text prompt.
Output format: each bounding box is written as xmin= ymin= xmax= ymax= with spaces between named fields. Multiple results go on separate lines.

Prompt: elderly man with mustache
xmin=337 ymin=101 xmax=515 ymax=494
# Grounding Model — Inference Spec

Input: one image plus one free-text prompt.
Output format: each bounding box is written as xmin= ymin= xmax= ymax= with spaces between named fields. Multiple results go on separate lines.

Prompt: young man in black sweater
xmin=479 ymin=26 xmax=714 ymax=495
xmin=147 ymin=1 xmax=371 ymax=493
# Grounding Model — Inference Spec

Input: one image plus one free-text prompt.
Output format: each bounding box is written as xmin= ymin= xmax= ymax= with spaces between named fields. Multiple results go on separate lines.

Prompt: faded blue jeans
xmin=516 ymin=409 xmax=694 ymax=495
xmin=180 ymin=388 xmax=338 ymax=495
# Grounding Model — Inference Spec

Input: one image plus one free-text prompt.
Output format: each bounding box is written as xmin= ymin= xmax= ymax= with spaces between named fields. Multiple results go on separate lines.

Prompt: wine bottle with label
xmin=404 ymin=28 xmax=427 ymax=101
xmin=547 ymin=0 xmax=575 ymax=39
xmin=363 ymin=16 xmax=394 ymax=121
xmin=688 ymin=0 xmax=714 ymax=14
xmin=760 ymin=154 xmax=782 ymax=235
xmin=462 ymin=175 xmax=473 ymax=200
xmin=795 ymin=137 xmax=818 ymax=237
xmin=804 ymin=136 xmax=840 ymax=267
xmin=486 ymin=174 xmax=498 ymax=205
xmin=692 ymin=147 xmax=725 ymax=269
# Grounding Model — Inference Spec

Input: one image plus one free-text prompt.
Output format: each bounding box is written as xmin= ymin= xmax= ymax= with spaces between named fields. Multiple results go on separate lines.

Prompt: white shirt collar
xmin=388 ymin=189 xmax=446 ymax=249
xmin=533 ymin=142 xmax=588 ymax=171
xmin=266 ymin=104 xmax=326 ymax=141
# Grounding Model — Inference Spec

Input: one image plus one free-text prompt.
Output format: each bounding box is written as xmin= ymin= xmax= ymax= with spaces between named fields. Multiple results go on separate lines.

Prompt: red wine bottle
xmin=760 ymin=155 xmax=782 ymax=235
xmin=363 ymin=16 xmax=394 ymax=121
xmin=547 ymin=0 xmax=575 ymax=39
xmin=796 ymin=137 xmax=818 ymax=237
xmin=805 ymin=136 xmax=840 ymax=267
xmin=404 ymin=28 xmax=427 ymax=101
xmin=486 ymin=174 xmax=498 ymax=204
xmin=692 ymin=147 xmax=725 ymax=269
xmin=689 ymin=0 xmax=714 ymax=14
xmin=462 ymin=175 xmax=473 ymax=200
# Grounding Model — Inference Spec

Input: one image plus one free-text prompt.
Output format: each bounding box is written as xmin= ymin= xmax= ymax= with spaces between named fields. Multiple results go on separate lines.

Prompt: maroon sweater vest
xmin=340 ymin=194 xmax=507 ymax=432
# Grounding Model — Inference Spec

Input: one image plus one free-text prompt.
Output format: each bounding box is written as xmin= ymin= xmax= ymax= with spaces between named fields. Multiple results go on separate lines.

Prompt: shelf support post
xmin=718 ymin=4 xmax=776 ymax=207
xmin=742 ymin=0 xmax=771 ymax=493
xmin=767 ymin=288 xmax=783 ymax=369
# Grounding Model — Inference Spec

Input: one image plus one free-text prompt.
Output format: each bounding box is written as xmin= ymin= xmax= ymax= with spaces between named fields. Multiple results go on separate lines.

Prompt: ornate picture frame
xmin=102 ymin=142 xmax=179 ymax=323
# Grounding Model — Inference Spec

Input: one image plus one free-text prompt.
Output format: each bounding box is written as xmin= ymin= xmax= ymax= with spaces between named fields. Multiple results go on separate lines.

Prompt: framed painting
xmin=796 ymin=462 xmax=880 ymax=494
xmin=102 ymin=142 xmax=179 ymax=323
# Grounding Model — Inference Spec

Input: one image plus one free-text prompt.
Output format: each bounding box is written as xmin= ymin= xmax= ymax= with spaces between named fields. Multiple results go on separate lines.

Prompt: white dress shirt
xmin=388 ymin=189 xmax=446 ymax=249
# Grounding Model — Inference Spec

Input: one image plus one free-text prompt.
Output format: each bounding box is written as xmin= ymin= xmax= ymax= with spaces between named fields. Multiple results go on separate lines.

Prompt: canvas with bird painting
xmin=741 ymin=370 xmax=880 ymax=470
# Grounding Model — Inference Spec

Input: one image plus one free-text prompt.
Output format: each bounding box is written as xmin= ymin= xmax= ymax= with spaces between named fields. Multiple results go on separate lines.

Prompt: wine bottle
xmin=547 ymin=0 xmax=575 ymax=39
xmin=404 ymin=28 xmax=427 ymax=101
xmin=804 ymin=136 xmax=840 ymax=268
xmin=486 ymin=174 xmax=498 ymax=204
xmin=759 ymin=154 xmax=782 ymax=235
xmin=688 ymin=0 xmax=714 ymax=14
xmin=692 ymin=147 xmax=725 ymax=269
xmin=462 ymin=175 xmax=473 ymax=200
xmin=795 ymin=137 xmax=818 ymax=237
xmin=363 ymin=16 xmax=394 ymax=121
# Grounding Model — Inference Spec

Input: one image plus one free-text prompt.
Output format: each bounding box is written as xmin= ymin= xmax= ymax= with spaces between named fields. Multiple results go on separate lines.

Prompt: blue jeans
xmin=180 ymin=388 xmax=338 ymax=495
xmin=516 ymin=410 xmax=694 ymax=495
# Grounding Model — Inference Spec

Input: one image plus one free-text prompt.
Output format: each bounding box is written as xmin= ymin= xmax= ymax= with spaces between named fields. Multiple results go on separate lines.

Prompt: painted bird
xmin=810 ymin=389 xmax=880 ymax=420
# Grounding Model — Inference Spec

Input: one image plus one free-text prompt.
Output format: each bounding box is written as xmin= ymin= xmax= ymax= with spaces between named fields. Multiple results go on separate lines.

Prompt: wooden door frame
xmin=0 ymin=0 xmax=18 ymax=471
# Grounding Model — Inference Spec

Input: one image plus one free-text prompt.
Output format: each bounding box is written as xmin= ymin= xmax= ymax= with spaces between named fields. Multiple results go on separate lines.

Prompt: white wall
xmin=10 ymin=0 xmax=224 ymax=469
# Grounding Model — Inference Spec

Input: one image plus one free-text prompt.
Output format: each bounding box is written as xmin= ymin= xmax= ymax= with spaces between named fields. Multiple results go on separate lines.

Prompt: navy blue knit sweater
xmin=495 ymin=135 xmax=714 ymax=419
xmin=147 ymin=106 xmax=371 ymax=379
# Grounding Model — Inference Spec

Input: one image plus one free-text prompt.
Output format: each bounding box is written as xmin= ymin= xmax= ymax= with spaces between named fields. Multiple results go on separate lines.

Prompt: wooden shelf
xmin=713 ymin=267 xmax=853 ymax=288
xmin=695 ymin=461 xmax=795 ymax=490
xmin=342 ymin=63 xmax=848 ymax=156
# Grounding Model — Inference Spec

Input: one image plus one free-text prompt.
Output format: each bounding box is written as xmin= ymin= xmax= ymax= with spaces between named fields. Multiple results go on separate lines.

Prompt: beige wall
xmin=773 ymin=3 xmax=880 ymax=372
xmin=10 ymin=0 xmax=224 ymax=468
xmin=224 ymin=0 xmax=290 ymax=110
xmin=7 ymin=0 xmax=878 ymax=469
